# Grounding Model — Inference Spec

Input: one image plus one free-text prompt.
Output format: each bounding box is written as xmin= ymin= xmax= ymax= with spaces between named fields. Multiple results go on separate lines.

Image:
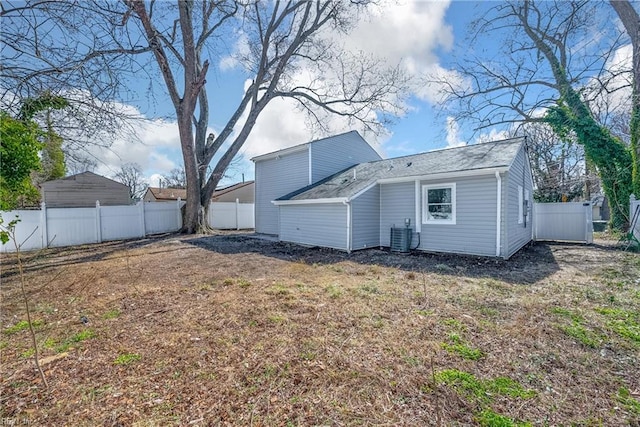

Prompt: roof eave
xmin=272 ymin=197 xmax=348 ymax=206
xmin=250 ymin=144 xmax=309 ymax=162
xmin=376 ymin=166 xmax=510 ymax=184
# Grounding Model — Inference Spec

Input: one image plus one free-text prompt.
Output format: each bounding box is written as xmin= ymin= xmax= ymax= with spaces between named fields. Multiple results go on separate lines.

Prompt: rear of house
xmin=269 ymin=137 xmax=533 ymax=259
xmin=251 ymin=131 xmax=382 ymax=235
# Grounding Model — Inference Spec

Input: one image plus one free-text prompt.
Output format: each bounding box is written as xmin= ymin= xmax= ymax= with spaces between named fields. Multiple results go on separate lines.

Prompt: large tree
xmin=2 ymin=1 xmax=407 ymax=233
xmin=610 ymin=0 xmax=640 ymax=197
xmin=434 ymin=0 xmax=636 ymax=228
xmin=0 ymin=92 xmax=69 ymax=209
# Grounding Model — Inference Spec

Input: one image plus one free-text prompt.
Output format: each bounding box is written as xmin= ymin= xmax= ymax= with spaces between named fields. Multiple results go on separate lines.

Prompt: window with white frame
xmin=422 ymin=183 xmax=456 ymax=224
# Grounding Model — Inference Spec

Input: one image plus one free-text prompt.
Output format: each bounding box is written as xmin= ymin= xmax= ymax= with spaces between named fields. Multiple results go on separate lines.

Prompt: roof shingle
xmin=277 ymin=137 xmax=524 ymax=202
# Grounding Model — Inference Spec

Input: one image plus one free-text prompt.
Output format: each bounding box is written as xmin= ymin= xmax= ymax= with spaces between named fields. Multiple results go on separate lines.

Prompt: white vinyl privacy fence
xmin=1 ymin=200 xmax=255 ymax=253
xmin=533 ymin=202 xmax=593 ymax=243
xmin=631 ymin=195 xmax=640 ymax=241
xmin=1 ymin=200 xmax=184 ymax=253
xmin=207 ymin=200 xmax=254 ymax=230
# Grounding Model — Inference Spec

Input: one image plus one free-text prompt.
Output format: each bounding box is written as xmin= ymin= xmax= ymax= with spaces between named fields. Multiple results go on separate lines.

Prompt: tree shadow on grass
xmin=184 ymin=234 xmax=572 ymax=285
xmin=0 ymin=234 xmax=178 ymax=280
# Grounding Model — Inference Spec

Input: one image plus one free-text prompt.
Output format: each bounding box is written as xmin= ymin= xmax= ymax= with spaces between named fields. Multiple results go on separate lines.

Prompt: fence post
xmin=138 ymin=201 xmax=146 ymax=237
xmin=40 ymin=201 xmax=48 ymax=249
xmin=176 ymin=198 xmax=182 ymax=230
xmin=95 ymin=200 xmax=102 ymax=243
xmin=585 ymin=202 xmax=593 ymax=244
xmin=236 ymin=198 xmax=240 ymax=230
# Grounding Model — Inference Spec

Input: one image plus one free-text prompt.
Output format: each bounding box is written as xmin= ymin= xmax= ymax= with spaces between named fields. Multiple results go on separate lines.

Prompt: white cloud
xmin=88 ymin=117 xmax=182 ymax=180
xmin=238 ymin=92 xmax=388 ymax=159
xmin=445 ymin=116 xmax=465 ymax=147
xmin=345 ymin=0 xmax=453 ymax=68
xmin=218 ymin=0 xmax=459 ymax=159
xmin=474 ymin=128 xmax=511 ymax=144
xmin=219 ymin=31 xmax=251 ymax=72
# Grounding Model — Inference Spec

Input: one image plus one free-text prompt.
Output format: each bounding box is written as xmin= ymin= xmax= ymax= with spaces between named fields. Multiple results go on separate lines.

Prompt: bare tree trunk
xmin=515 ymin=1 xmax=632 ymax=228
xmin=610 ymin=0 xmax=640 ymax=196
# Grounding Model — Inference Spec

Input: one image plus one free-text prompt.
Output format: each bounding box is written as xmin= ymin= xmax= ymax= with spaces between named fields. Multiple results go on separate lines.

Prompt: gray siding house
xmin=41 ymin=171 xmax=132 ymax=208
xmin=252 ymin=131 xmax=382 ymax=235
xmin=259 ymin=136 xmax=534 ymax=259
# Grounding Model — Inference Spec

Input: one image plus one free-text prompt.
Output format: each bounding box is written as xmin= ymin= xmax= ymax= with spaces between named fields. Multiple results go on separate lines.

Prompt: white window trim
xmin=422 ymin=183 xmax=456 ymax=225
xmin=518 ymin=185 xmax=524 ymax=224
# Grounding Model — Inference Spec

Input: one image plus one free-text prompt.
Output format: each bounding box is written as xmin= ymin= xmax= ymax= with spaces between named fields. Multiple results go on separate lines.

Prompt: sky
xmin=74 ymin=0 xmax=629 ymax=189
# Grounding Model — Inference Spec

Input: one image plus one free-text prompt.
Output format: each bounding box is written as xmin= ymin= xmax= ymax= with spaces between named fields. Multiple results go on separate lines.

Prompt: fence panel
xmin=0 ymin=210 xmax=43 ymax=253
xmin=101 ymin=204 xmax=143 ymax=241
xmin=144 ymin=201 xmax=183 ymax=235
xmin=2 ymin=201 xmax=183 ymax=252
xmin=631 ymin=195 xmax=640 ymax=240
xmin=534 ymin=202 xmax=593 ymax=243
xmin=46 ymin=207 xmax=97 ymax=247
xmin=208 ymin=202 xmax=254 ymax=229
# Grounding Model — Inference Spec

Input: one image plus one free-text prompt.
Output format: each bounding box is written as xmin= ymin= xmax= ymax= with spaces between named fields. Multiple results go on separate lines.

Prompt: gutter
xmin=344 ymin=200 xmax=351 ymax=253
xmin=377 ymin=166 xmax=509 ymax=185
xmin=272 ymin=197 xmax=347 ymax=206
xmin=495 ymin=171 xmax=502 ymax=257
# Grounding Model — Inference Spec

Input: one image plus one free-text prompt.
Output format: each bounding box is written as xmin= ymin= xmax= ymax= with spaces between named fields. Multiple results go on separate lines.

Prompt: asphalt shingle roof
xmin=277 ymin=137 xmax=524 ymax=202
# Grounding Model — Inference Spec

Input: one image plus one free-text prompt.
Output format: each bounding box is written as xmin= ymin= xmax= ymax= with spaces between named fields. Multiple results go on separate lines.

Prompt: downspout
xmin=308 ymin=145 xmax=313 ymax=185
xmin=344 ymin=200 xmax=352 ymax=253
xmin=495 ymin=171 xmax=502 ymax=257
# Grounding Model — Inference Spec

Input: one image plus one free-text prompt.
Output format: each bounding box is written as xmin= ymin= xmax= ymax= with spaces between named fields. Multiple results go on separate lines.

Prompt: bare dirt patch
xmin=1 ymin=233 xmax=639 ymax=426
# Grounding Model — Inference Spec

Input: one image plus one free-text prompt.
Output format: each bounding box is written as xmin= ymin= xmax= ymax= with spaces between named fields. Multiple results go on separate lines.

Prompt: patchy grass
xmin=476 ymin=409 xmax=532 ymax=427
xmin=552 ymin=307 xmax=603 ymax=348
xmin=434 ymin=369 xmax=535 ymax=404
xmin=113 ymin=353 xmax=141 ymax=366
xmin=3 ymin=319 xmax=44 ymax=335
xmin=595 ymin=307 xmax=640 ymax=346
xmin=0 ymin=234 xmax=638 ymax=426
xmin=102 ymin=308 xmax=121 ymax=320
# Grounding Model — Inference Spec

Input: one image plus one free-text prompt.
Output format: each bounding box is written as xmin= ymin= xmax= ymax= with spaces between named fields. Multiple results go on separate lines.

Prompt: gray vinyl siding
xmin=279 ymin=204 xmax=348 ymax=250
xmin=255 ymin=148 xmax=309 ymax=235
xmin=351 ymin=185 xmax=380 ymax=250
xmin=41 ymin=172 xmax=131 ymax=208
xmin=418 ymin=175 xmax=498 ymax=257
xmin=311 ymin=132 xmax=382 ymax=183
xmin=505 ymin=146 xmax=534 ymax=258
xmin=379 ymin=182 xmax=416 ymax=247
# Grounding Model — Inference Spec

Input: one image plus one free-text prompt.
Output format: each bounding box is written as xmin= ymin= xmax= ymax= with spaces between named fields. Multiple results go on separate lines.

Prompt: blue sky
xmin=79 ymin=0 xmax=489 ymax=186
xmin=81 ymin=0 xmax=627 ymax=188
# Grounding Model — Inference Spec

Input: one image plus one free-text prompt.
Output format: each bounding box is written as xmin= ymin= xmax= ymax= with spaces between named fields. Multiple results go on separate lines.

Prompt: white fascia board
xmin=250 ymin=144 xmax=309 ymax=162
xmin=272 ymin=197 xmax=348 ymax=206
xmin=376 ymin=166 xmax=509 ymax=185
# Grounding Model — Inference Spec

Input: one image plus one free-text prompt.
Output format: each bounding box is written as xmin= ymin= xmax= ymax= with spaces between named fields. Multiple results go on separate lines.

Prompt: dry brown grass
xmin=1 ymin=233 xmax=639 ymax=426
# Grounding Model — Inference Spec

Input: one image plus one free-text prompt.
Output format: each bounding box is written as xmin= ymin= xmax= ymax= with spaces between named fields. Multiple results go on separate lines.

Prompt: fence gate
xmin=533 ymin=202 xmax=593 ymax=243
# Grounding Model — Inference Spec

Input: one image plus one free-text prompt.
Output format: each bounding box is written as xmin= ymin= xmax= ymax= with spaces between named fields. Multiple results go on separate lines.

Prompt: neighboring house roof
xmin=41 ymin=171 xmax=128 ymax=189
xmin=145 ymin=187 xmax=187 ymax=201
xmin=275 ymin=137 xmax=525 ymax=203
xmin=250 ymin=130 xmax=371 ymax=162
xmin=41 ymin=171 xmax=132 ymax=208
xmin=212 ymin=180 xmax=254 ymax=199
xmin=145 ymin=181 xmax=254 ymax=202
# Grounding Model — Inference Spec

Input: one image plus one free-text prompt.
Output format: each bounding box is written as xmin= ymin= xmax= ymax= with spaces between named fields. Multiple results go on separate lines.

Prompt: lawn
xmin=1 ymin=233 xmax=639 ymax=426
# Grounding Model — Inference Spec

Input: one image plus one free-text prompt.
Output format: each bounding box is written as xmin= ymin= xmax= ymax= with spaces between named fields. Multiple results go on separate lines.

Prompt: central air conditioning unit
xmin=390 ymin=218 xmax=412 ymax=253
